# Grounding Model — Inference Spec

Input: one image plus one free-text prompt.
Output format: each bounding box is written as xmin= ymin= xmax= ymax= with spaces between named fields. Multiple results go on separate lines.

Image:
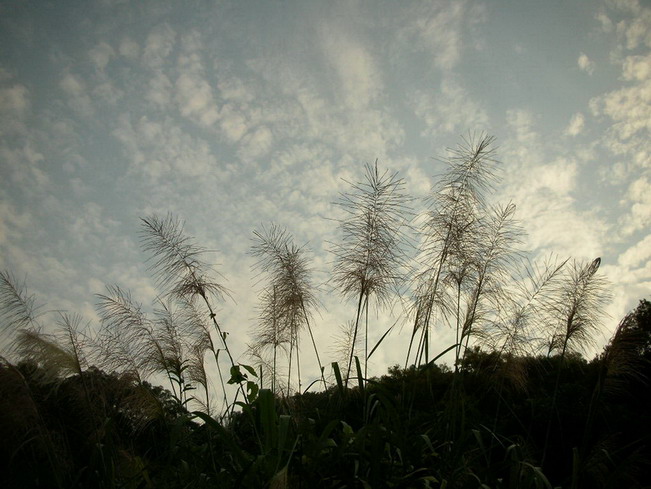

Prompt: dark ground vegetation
xmin=2 ymin=135 xmax=650 ymax=488
xmin=1 ymin=300 xmax=650 ymax=488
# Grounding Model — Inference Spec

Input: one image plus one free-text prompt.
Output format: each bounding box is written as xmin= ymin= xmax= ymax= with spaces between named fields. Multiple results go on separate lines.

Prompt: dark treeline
xmin=1 ymin=134 xmax=650 ymax=487
xmin=1 ymin=300 xmax=650 ymax=488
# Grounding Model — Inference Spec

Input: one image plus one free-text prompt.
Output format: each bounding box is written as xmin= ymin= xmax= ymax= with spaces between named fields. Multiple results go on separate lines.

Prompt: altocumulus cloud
xmin=0 ymin=0 xmax=649 ymax=380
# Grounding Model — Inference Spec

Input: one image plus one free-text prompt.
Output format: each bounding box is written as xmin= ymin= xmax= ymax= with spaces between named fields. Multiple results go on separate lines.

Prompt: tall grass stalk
xmin=483 ymin=257 xmax=568 ymax=456
xmin=331 ymin=160 xmax=412 ymax=385
xmin=140 ymin=214 xmax=234 ymax=367
xmin=541 ymin=257 xmax=611 ymax=465
xmin=250 ymin=224 xmax=324 ymax=394
xmin=139 ymin=214 xmax=245 ymax=413
xmin=456 ymin=202 xmax=522 ymax=367
xmin=0 ymin=270 xmax=42 ymax=359
xmin=408 ymin=134 xmax=498 ymax=368
xmin=492 ymin=256 xmax=568 ymax=359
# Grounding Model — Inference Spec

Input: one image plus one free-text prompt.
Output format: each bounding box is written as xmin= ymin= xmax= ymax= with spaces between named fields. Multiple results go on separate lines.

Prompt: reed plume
xmin=250 ymin=224 xmax=322 ymax=393
xmin=408 ymin=133 xmax=498 ymax=367
xmin=330 ymin=160 xmax=412 ymax=384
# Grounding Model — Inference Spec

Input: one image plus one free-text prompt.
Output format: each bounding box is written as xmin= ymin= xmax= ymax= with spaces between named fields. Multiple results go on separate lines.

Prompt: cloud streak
xmin=0 ymin=0 xmax=648 ymax=378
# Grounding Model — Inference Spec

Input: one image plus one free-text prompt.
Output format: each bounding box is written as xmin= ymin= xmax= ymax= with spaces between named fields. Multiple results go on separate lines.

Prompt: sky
xmin=1 ymin=0 xmax=650 ymax=387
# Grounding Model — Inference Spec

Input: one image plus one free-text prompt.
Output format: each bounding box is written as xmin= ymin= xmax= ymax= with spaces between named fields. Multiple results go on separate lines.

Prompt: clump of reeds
xmin=249 ymin=224 xmax=323 ymax=394
xmin=408 ymin=133 xmax=500 ymax=368
xmin=330 ymin=160 xmax=412 ymax=384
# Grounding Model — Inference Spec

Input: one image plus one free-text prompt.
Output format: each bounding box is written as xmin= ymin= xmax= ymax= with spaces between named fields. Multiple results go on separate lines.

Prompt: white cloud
xmin=501 ymin=110 xmax=607 ymax=259
xmin=411 ymin=76 xmax=489 ymax=135
xmin=245 ymin=56 xmax=404 ymax=159
xmin=218 ymin=76 xmax=255 ymax=103
xmin=69 ymin=177 xmax=90 ymax=198
xmin=0 ymin=67 xmax=13 ymax=82
xmin=219 ymin=103 xmax=248 ymax=143
xmin=622 ymin=11 xmax=651 ymax=49
xmin=112 ymin=113 xmax=219 ymax=184
xmin=621 ymin=176 xmax=651 ymax=234
xmin=622 ymin=53 xmax=651 ymax=81
xmin=505 ymin=109 xmax=539 ymax=148
xmin=520 ymin=203 xmax=606 ymax=260
xmin=89 ymin=42 xmax=115 ymax=71
xmin=603 ymin=224 xmax=651 ymax=331
xmin=589 ymin=77 xmax=651 ymax=153
xmin=171 ymin=33 xmax=221 ymax=127
xmin=69 ymin=202 xmax=119 ymax=250
xmin=59 ymin=73 xmax=85 ymax=96
xmin=565 ymin=112 xmax=585 ymax=136
xmin=143 ymin=23 xmax=176 ymax=68
xmin=606 ymin=0 xmax=651 ymax=49
xmin=146 ymin=71 xmax=173 ymax=108
xmin=0 ymin=142 xmax=49 ymax=190
xmin=533 ymin=158 xmax=578 ymax=196
xmin=0 ymin=84 xmax=30 ymax=115
xmin=598 ymin=160 xmax=630 ymax=185
xmin=0 ymin=201 xmax=33 ymax=246
xmin=93 ymin=80 xmax=123 ymax=105
xmin=399 ymin=1 xmax=486 ymax=71
xmin=596 ymin=10 xmax=614 ymax=33
xmin=578 ymin=53 xmax=595 ymax=75
xmin=319 ymin=26 xmax=382 ymax=109
xmin=403 ymin=162 xmax=432 ymax=197
xmin=59 ymin=72 xmax=95 ymax=117
xmin=0 ymin=83 xmax=30 ymax=138
xmin=583 ymin=2 xmax=651 ymax=244
xmin=618 ymin=233 xmax=651 ymax=267
xmin=237 ymin=125 xmax=273 ymax=161
xmin=583 ymin=3 xmax=651 ymax=243
xmin=175 ymin=72 xmax=219 ymax=126
xmin=118 ymin=37 xmax=140 ymax=59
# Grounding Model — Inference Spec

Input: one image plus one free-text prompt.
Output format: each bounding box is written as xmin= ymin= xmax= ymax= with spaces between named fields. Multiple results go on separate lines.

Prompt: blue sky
xmin=1 ymin=0 xmax=650 ymax=383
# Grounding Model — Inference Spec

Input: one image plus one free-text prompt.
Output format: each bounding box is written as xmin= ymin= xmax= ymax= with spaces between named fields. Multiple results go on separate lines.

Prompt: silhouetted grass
xmin=1 ymin=135 xmax=646 ymax=488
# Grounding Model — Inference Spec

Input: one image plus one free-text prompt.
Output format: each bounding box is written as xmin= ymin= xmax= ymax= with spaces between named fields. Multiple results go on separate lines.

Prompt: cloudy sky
xmin=1 ymin=0 xmax=650 ymax=383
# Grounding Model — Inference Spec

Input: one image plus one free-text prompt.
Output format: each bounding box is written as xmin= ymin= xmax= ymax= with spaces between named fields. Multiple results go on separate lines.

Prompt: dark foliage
xmin=0 ymin=137 xmax=645 ymax=487
xmin=3 ymin=300 xmax=651 ymax=489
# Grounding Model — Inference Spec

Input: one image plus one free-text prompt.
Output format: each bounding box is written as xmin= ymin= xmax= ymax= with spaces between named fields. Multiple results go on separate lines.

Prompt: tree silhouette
xmin=615 ymin=299 xmax=651 ymax=359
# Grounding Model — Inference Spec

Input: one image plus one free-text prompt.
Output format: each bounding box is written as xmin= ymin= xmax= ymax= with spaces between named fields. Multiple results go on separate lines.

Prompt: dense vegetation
xmin=1 ymin=318 xmax=650 ymax=488
xmin=1 ymin=134 xmax=649 ymax=487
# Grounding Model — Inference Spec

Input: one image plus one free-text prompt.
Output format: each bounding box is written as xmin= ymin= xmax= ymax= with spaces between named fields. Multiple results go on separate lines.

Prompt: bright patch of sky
xmin=1 ymin=0 xmax=650 ymax=382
